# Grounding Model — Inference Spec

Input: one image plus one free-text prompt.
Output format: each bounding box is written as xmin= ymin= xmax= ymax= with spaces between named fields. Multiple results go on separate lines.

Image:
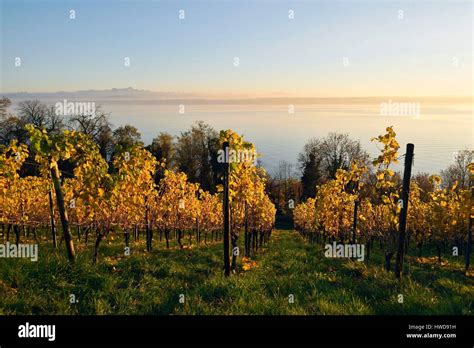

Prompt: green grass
xmin=0 ymin=230 xmax=472 ymax=315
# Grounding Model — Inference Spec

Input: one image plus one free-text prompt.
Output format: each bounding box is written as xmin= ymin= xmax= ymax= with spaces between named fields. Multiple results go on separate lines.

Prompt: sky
xmin=0 ymin=0 xmax=472 ymax=98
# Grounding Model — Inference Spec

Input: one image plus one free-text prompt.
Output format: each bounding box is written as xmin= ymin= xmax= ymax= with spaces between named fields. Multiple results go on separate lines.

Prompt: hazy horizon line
xmin=1 ymin=88 xmax=472 ymax=104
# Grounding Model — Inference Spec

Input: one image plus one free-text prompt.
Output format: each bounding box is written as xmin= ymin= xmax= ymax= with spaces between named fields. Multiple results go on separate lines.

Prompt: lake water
xmin=98 ymin=103 xmax=472 ymax=176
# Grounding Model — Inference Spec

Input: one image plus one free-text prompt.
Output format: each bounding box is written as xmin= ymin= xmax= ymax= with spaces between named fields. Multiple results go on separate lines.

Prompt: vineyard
xmin=294 ymin=127 xmax=474 ymax=276
xmin=0 ymin=124 xmax=473 ymax=315
xmin=0 ymin=126 xmax=275 ymax=267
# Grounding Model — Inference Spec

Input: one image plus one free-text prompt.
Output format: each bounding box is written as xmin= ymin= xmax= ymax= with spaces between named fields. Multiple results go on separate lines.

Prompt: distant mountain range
xmin=2 ymin=88 xmax=471 ymax=105
xmin=2 ymin=87 xmax=201 ymax=101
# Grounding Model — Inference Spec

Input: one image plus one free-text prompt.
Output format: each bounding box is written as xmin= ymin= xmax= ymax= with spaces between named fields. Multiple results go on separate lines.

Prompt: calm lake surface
xmin=98 ymin=103 xmax=472 ymax=176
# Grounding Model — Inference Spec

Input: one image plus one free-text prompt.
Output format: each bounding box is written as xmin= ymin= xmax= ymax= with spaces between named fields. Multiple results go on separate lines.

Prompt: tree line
xmin=1 ymin=96 xmax=472 ymax=228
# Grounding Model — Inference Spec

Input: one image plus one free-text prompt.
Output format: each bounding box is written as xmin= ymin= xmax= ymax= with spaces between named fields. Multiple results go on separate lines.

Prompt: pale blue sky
xmin=1 ymin=0 xmax=472 ymax=97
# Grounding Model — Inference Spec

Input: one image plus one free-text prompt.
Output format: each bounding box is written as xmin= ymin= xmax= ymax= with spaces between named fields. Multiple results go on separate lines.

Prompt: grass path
xmin=0 ymin=230 xmax=472 ymax=314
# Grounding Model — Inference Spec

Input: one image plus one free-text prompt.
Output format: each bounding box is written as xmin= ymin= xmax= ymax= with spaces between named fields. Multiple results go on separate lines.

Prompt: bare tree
xmin=16 ymin=100 xmax=65 ymax=134
xmin=45 ymin=105 xmax=65 ymax=134
xmin=275 ymin=160 xmax=295 ymax=181
xmin=441 ymin=150 xmax=473 ymax=189
xmin=320 ymin=133 xmax=369 ymax=179
xmin=0 ymin=97 xmax=12 ymax=119
xmin=69 ymin=110 xmax=113 ymax=160
xmin=298 ymin=133 xmax=369 ymax=198
xmin=17 ymin=100 xmax=48 ymax=128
